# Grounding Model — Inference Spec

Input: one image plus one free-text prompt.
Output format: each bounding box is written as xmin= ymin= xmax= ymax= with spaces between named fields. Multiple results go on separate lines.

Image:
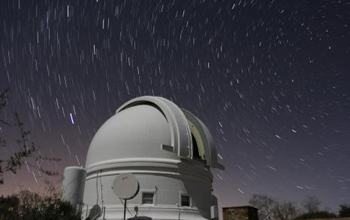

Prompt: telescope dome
xmin=85 ymin=96 xmax=223 ymax=172
xmin=85 ymin=103 xmax=175 ymax=169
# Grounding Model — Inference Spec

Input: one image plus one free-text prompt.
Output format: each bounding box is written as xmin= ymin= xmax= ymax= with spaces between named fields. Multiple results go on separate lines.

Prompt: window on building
xmin=142 ymin=192 xmax=154 ymax=204
xmin=181 ymin=195 xmax=190 ymax=207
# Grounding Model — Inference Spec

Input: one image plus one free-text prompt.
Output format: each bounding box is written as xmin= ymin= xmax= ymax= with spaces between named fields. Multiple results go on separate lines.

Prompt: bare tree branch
xmin=0 ymin=88 xmax=60 ymax=184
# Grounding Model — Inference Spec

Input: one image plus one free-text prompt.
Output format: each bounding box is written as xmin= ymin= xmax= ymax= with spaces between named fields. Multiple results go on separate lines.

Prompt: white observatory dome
xmin=85 ymin=103 xmax=174 ymax=168
xmin=85 ymin=96 xmax=223 ymax=172
xmin=62 ymin=96 xmax=224 ymax=220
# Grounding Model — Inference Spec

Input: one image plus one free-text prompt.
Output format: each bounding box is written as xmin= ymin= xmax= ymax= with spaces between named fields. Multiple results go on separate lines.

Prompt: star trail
xmin=0 ymin=0 xmax=349 ymax=211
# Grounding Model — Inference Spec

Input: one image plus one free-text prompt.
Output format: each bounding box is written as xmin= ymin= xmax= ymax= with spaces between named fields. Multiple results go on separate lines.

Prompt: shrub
xmin=295 ymin=211 xmax=337 ymax=220
xmin=0 ymin=190 xmax=81 ymax=220
xmin=339 ymin=204 xmax=350 ymax=218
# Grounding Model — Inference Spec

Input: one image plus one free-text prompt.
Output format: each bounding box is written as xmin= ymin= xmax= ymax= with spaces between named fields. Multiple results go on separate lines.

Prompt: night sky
xmin=0 ymin=0 xmax=349 ymax=212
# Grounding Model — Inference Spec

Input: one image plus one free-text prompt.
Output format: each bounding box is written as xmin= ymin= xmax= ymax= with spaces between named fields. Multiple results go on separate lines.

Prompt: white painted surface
xmin=76 ymin=96 xmax=224 ymax=219
xmin=112 ymin=173 xmax=139 ymax=200
xmin=83 ymin=160 xmax=212 ymax=220
xmin=61 ymin=166 xmax=86 ymax=210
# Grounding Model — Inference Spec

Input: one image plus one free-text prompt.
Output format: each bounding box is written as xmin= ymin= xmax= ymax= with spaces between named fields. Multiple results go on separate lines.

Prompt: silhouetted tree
xmin=249 ymin=194 xmax=276 ymax=219
xmin=272 ymin=201 xmax=298 ymax=220
xmin=0 ymin=189 xmax=81 ymax=220
xmin=295 ymin=211 xmax=336 ymax=220
xmin=0 ymin=195 xmax=20 ymax=219
xmin=0 ymin=88 xmax=59 ymax=184
xmin=302 ymin=196 xmax=321 ymax=213
xmin=339 ymin=204 xmax=350 ymax=217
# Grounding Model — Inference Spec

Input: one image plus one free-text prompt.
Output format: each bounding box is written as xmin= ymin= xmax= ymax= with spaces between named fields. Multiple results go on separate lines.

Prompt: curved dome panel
xmin=117 ymin=96 xmax=193 ymax=159
xmin=85 ymin=96 xmax=224 ymax=170
xmin=86 ymin=104 xmax=174 ymax=168
xmin=182 ymin=109 xmax=224 ymax=169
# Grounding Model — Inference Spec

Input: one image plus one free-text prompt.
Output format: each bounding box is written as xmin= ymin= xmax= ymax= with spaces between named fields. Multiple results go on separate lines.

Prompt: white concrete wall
xmin=61 ymin=166 xmax=86 ymax=210
xmin=82 ymin=159 xmax=212 ymax=220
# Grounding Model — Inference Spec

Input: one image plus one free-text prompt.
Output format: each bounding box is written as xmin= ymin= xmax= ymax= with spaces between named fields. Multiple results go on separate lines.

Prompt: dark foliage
xmin=0 ymin=191 xmax=81 ymax=220
xmin=295 ymin=211 xmax=337 ymax=220
xmin=0 ymin=195 xmax=20 ymax=220
xmin=339 ymin=204 xmax=350 ymax=218
xmin=249 ymin=194 xmax=298 ymax=220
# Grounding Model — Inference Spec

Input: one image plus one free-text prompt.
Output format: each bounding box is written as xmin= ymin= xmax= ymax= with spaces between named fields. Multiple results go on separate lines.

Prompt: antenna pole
xmin=123 ymin=199 xmax=127 ymax=220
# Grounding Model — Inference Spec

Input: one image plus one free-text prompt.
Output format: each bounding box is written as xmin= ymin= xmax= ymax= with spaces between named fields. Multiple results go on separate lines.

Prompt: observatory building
xmin=61 ymin=96 xmax=224 ymax=220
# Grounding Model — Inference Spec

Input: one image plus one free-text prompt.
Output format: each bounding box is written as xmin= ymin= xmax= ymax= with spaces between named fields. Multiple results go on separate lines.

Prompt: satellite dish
xmin=113 ymin=173 xmax=139 ymax=200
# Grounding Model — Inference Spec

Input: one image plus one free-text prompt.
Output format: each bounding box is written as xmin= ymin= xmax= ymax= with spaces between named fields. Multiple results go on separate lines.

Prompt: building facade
xmin=61 ymin=96 xmax=224 ymax=220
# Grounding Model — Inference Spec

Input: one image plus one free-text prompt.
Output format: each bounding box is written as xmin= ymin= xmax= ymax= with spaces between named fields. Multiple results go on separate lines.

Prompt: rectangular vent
xmin=161 ymin=144 xmax=174 ymax=153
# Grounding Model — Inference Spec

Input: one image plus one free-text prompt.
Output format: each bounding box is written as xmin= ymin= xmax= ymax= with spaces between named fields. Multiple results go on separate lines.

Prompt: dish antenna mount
xmin=113 ymin=173 xmax=140 ymax=220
